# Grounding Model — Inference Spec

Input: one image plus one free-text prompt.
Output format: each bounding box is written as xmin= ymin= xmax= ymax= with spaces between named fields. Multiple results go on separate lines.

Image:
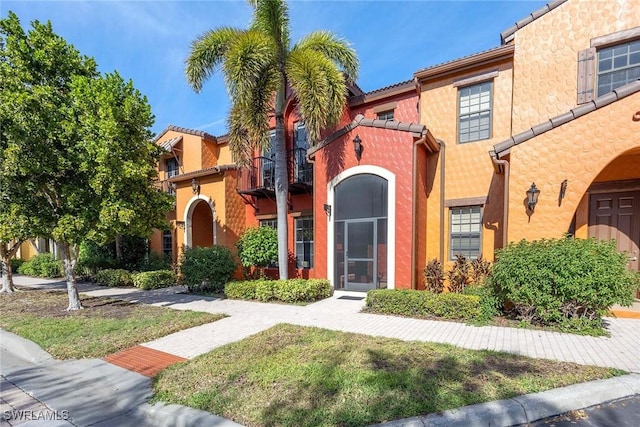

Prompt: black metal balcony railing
xmin=237 ymin=149 xmax=314 ymax=197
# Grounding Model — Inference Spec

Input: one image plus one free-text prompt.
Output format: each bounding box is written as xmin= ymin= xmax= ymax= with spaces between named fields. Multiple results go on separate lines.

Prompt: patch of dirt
xmin=1 ymin=287 xmax=140 ymax=319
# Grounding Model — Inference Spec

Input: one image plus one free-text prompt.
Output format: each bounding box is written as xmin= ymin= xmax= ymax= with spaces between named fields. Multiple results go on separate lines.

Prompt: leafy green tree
xmin=186 ymin=0 xmax=358 ymax=279
xmin=0 ymin=12 xmax=172 ymax=309
xmin=236 ymin=226 xmax=278 ymax=277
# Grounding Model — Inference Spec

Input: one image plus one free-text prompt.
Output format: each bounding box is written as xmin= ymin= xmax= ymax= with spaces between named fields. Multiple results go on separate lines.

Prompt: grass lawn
xmin=0 ymin=288 xmax=224 ymax=359
xmin=153 ymin=324 xmax=624 ymax=427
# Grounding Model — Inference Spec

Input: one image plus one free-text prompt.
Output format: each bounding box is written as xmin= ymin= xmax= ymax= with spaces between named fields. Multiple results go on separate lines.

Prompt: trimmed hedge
xmin=365 ymin=289 xmax=481 ymax=321
xmin=132 ymin=270 xmax=176 ymax=290
xmin=17 ymin=253 xmax=62 ymax=278
xmin=96 ymin=269 xmax=133 ymax=287
xmin=225 ymin=279 xmax=331 ymax=303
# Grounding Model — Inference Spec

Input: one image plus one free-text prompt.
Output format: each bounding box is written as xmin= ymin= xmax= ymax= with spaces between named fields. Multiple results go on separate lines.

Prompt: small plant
xmin=447 ymin=254 xmax=470 ymax=293
xmin=10 ymin=258 xmax=25 ymax=272
xmin=180 ymin=245 xmax=237 ymax=294
xmin=139 ymin=251 xmax=172 ymax=272
xmin=96 ymin=269 xmax=133 ymax=287
xmin=17 ymin=253 xmax=62 ymax=278
xmin=236 ymin=226 xmax=278 ymax=278
xmin=470 ymin=255 xmax=491 ymax=285
xmin=132 ymin=270 xmax=176 ymax=290
xmin=423 ymin=259 xmax=445 ymax=293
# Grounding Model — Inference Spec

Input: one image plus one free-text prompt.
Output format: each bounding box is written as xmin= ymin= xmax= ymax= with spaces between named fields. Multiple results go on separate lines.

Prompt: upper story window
xmin=260 ymin=218 xmax=277 ymax=229
xmin=376 ymin=110 xmax=394 ymax=121
xmin=165 ymin=157 xmax=179 ymax=178
xmin=450 ymin=205 xmax=482 ymax=260
xmin=264 ymin=130 xmax=277 ymax=158
xmin=294 ymin=122 xmax=308 ymax=150
xmin=596 ymin=40 xmax=640 ymax=97
xmin=458 ymin=81 xmax=492 ymax=143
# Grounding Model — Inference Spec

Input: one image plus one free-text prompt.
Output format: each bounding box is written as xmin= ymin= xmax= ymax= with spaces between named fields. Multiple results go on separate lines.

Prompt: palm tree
xmin=186 ymin=0 xmax=358 ymax=279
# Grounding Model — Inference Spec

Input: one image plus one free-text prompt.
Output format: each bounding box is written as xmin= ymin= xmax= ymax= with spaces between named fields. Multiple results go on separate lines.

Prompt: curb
xmin=0 ymin=329 xmax=53 ymax=365
xmin=133 ymin=402 xmax=244 ymax=427
xmin=370 ymin=374 xmax=640 ymax=427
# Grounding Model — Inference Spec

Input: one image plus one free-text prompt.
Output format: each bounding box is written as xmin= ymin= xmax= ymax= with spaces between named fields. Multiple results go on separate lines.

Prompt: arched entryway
xmin=184 ymin=195 xmax=216 ymax=248
xmin=328 ymin=166 xmax=396 ymax=291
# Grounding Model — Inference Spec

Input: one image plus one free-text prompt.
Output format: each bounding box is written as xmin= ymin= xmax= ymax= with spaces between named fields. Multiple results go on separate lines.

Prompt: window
xmin=260 ymin=218 xmax=277 ymax=229
xmin=295 ymin=217 xmax=313 ymax=269
xmin=294 ymin=122 xmax=308 ymax=150
xmin=162 ymin=230 xmax=172 ymax=257
xmin=376 ymin=110 xmax=394 ymax=121
xmin=597 ymin=40 xmax=640 ymax=97
xmin=450 ymin=206 xmax=482 ymax=260
xmin=458 ymin=82 xmax=492 ymax=143
xmin=165 ymin=158 xmax=179 ymax=178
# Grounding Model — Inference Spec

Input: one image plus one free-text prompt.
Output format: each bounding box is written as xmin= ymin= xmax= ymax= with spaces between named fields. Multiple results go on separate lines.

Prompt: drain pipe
xmin=491 ymin=155 xmax=510 ymax=248
xmin=411 ymin=135 xmax=427 ymax=289
xmin=438 ymin=140 xmax=446 ymax=263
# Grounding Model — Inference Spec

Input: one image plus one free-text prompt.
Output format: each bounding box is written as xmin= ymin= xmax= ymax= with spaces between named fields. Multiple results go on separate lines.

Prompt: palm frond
xmin=185 ymin=27 xmax=243 ymax=92
xmin=223 ymin=29 xmax=277 ymax=103
xmin=294 ymin=30 xmax=359 ymax=82
xmin=286 ymin=48 xmax=347 ymax=144
xmin=250 ymin=0 xmax=290 ymax=54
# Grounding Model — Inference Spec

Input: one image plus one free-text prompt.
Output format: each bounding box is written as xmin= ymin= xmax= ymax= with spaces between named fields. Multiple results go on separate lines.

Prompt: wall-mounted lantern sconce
xmin=558 ymin=179 xmax=568 ymax=206
xmin=526 ymin=182 xmax=540 ymax=212
xmin=353 ymin=135 xmax=363 ymax=163
xmin=176 ymin=221 xmax=185 ymax=230
xmin=323 ymin=204 xmax=332 ymax=217
xmin=191 ymin=178 xmax=200 ymax=194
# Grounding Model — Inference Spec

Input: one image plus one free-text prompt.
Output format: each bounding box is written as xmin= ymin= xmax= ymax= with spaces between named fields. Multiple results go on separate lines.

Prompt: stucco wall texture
xmin=511 ymin=0 xmax=640 ymax=132
xmin=508 ymin=92 xmax=640 ymax=242
xmin=313 ymin=90 xmax=419 ymax=288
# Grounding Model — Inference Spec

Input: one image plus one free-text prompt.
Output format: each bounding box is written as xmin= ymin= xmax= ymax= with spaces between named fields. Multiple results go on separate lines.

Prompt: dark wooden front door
xmin=589 ymin=190 xmax=640 ymax=277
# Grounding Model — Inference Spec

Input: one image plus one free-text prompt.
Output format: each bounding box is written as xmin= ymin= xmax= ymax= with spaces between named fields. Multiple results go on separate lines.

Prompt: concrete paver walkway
xmin=3 ymin=275 xmax=640 ymax=427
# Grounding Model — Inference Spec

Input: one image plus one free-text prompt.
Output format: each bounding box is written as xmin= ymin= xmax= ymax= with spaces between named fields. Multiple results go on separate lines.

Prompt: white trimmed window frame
xmin=327 ymin=165 xmax=396 ymax=290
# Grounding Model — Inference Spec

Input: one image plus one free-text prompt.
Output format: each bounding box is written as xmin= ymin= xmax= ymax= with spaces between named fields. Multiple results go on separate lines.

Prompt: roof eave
xmin=414 ymin=45 xmax=514 ymax=82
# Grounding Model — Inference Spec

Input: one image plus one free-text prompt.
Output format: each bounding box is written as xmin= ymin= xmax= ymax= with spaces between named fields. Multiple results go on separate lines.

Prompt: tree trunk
xmin=60 ymin=242 xmax=83 ymax=310
xmin=115 ymin=234 xmax=122 ymax=263
xmin=274 ymin=86 xmax=289 ymax=280
xmin=0 ymin=241 xmax=21 ymax=293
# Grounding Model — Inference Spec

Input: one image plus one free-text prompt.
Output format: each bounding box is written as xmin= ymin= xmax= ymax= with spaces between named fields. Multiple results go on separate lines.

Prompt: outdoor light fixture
xmin=526 ymin=182 xmax=540 ymax=212
xmin=353 ymin=134 xmax=363 ymax=162
xmin=176 ymin=221 xmax=185 ymax=229
xmin=191 ymin=178 xmax=200 ymax=194
xmin=323 ymin=204 xmax=332 ymax=217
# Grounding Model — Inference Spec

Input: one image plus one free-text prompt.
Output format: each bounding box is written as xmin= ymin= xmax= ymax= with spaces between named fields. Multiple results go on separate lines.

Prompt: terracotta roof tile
xmin=493 ymin=80 xmax=640 ymax=157
xmin=153 ymin=124 xmax=216 ymax=143
xmin=500 ymin=0 xmax=568 ymax=43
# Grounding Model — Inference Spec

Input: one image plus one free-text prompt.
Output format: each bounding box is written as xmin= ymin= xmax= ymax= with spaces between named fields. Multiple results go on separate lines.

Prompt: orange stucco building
xmin=152 ymin=0 xmax=639 ymax=293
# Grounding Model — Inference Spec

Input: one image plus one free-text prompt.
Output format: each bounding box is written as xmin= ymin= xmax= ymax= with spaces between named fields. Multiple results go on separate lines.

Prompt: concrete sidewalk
xmin=3 ymin=275 xmax=640 ymax=426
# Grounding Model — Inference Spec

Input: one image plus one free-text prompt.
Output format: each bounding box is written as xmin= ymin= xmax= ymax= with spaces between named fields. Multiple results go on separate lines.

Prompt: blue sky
xmin=2 ymin=0 xmax=547 ymax=137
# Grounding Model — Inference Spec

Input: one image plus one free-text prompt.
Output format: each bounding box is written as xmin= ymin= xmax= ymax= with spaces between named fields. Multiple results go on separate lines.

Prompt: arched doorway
xmin=184 ymin=196 xmax=216 ymax=248
xmin=329 ymin=168 xmax=395 ymax=291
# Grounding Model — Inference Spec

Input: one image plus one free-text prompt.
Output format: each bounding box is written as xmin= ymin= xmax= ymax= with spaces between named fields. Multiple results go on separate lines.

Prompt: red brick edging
xmin=103 ymin=345 xmax=186 ymax=377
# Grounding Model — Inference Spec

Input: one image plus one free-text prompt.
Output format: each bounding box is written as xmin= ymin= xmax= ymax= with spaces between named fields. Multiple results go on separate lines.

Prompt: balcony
xmin=237 ymin=148 xmax=313 ymax=197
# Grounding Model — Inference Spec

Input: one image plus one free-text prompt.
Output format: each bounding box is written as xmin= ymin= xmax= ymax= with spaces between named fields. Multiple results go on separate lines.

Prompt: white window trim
xmin=183 ymin=194 xmax=217 ymax=248
xmin=327 ymin=165 xmax=396 ymax=290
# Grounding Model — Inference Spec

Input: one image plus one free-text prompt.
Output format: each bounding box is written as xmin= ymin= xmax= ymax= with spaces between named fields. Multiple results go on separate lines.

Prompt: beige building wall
xmin=510 ymin=0 xmax=640 ymax=132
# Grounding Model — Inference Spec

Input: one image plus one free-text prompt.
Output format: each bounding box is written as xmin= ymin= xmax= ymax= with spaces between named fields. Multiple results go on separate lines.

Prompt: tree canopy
xmin=186 ymin=0 xmax=358 ymax=278
xmin=0 ymin=12 xmax=173 ymax=308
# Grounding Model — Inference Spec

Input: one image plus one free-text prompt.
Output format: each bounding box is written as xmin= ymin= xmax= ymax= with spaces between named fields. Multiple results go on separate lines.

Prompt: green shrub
xmin=225 ymin=279 xmax=331 ymax=303
xmin=132 ymin=270 xmax=176 ymax=290
xmin=489 ymin=237 xmax=637 ymax=328
xmin=139 ymin=251 xmax=172 ymax=272
xmin=423 ymin=259 xmax=445 ymax=293
xmin=463 ymin=284 xmax=500 ymax=322
xmin=96 ymin=269 xmax=133 ymax=287
xmin=10 ymin=258 xmax=25 ymax=272
xmin=224 ymin=280 xmax=257 ymax=300
xmin=236 ymin=226 xmax=278 ymax=277
xmin=17 ymin=253 xmax=62 ymax=278
xmin=365 ymin=289 xmax=481 ymax=321
xmin=180 ymin=246 xmax=237 ymax=293
xmin=273 ymin=279 xmax=331 ymax=303
xmin=447 ymin=254 xmax=470 ymax=293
